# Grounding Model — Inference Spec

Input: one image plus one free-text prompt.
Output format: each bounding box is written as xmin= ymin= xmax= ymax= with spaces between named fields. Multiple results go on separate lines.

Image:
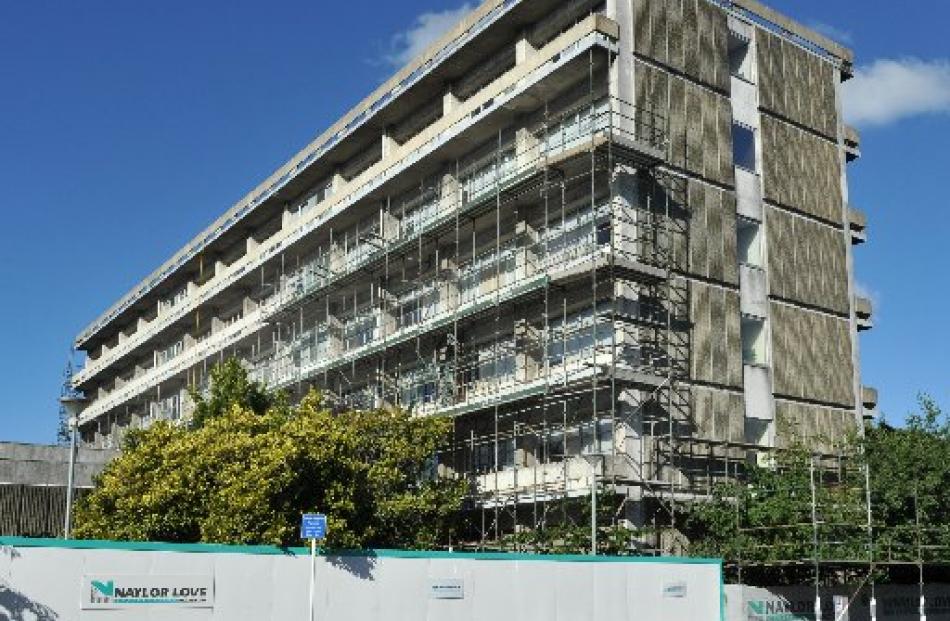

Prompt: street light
xmin=60 ymin=395 xmax=87 ymax=540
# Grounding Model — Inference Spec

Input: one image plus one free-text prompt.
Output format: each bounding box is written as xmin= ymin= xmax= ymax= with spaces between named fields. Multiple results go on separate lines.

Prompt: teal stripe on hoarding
xmin=0 ymin=536 xmax=721 ymax=566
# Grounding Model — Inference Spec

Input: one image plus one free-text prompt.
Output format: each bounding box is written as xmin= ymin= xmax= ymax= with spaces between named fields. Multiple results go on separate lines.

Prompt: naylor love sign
xmin=81 ymin=575 xmax=214 ymax=610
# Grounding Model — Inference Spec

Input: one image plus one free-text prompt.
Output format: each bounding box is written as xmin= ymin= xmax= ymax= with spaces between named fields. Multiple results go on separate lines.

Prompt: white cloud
xmin=807 ymin=21 xmax=853 ymax=45
xmin=385 ymin=4 xmax=474 ymax=68
xmin=844 ymin=58 xmax=950 ymax=127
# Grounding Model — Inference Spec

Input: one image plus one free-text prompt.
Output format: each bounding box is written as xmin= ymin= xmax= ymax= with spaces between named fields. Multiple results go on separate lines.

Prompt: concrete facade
xmin=69 ymin=0 xmax=872 ymax=551
xmin=0 ymin=443 xmax=116 ymax=537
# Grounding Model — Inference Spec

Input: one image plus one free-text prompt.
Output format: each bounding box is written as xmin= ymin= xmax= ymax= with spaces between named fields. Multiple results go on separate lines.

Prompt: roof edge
xmin=731 ymin=0 xmax=855 ymax=64
xmin=74 ymin=0 xmax=509 ymax=350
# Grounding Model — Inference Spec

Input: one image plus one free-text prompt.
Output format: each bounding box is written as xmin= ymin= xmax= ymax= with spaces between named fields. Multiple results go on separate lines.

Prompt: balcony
xmin=855 ymin=295 xmax=873 ymax=331
xmin=74 ymin=16 xmax=632 ymax=393
xmin=77 ymin=18 xmax=675 ymax=423
xmin=844 ymin=124 xmax=861 ymax=162
xmin=861 ymin=385 xmax=878 ymax=418
xmin=848 ymin=205 xmax=867 ymax=245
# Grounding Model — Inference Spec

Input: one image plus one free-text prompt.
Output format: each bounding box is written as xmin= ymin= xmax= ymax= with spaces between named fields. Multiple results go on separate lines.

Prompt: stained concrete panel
xmin=770 ymin=302 xmax=854 ymax=407
xmin=766 ymin=206 xmax=849 ymax=314
xmin=774 ymin=400 xmax=857 ymax=452
xmin=756 ymin=29 xmax=839 ymax=139
xmin=634 ymin=61 xmax=734 ymax=187
xmin=690 ymin=283 xmax=742 ymax=388
xmin=761 ymin=116 xmax=842 ymax=224
xmin=632 ymin=0 xmax=730 ymax=93
xmin=691 ymin=385 xmax=745 ymax=444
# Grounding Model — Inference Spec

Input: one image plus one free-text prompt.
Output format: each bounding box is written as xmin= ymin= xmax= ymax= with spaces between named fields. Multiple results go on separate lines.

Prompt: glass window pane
xmin=733 ymin=123 xmax=757 ymax=171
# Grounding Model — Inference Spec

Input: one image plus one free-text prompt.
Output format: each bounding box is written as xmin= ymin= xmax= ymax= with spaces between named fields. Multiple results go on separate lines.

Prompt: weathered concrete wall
xmin=770 ymin=302 xmax=854 ymax=407
xmin=634 ymin=60 xmax=734 ymax=187
xmin=690 ymin=283 xmax=743 ymax=388
xmin=632 ymin=0 xmax=730 ymax=92
xmin=757 ymin=29 xmax=838 ymax=139
xmin=0 ymin=442 xmax=116 ymax=488
xmin=673 ymin=179 xmax=739 ymax=286
xmin=765 ymin=206 xmax=849 ymax=314
xmin=760 ymin=116 xmax=842 ymax=224
xmin=774 ymin=400 xmax=857 ymax=451
xmin=0 ymin=539 xmax=722 ymax=621
xmin=0 ymin=442 xmax=116 ymax=538
xmin=691 ymin=385 xmax=745 ymax=444
xmin=0 ymin=486 xmax=92 ymax=538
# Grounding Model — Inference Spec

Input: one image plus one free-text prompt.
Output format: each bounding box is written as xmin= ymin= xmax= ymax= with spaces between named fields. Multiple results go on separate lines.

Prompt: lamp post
xmin=60 ymin=395 xmax=86 ymax=540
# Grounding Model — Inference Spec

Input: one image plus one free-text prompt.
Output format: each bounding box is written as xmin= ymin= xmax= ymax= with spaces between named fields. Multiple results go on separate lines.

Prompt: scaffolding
xmin=216 ymin=44 xmax=719 ymax=554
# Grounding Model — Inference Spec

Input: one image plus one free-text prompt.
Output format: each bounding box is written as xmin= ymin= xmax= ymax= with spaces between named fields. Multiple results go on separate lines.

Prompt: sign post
xmin=300 ymin=513 xmax=327 ymax=621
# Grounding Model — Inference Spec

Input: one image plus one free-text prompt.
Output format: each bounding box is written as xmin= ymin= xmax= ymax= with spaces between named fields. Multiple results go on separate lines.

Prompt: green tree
xmin=682 ymin=394 xmax=950 ymax=581
xmin=865 ymin=394 xmax=950 ymax=563
xmin=188 ymin=358 xmax=277 ymax=428
xmin=74 ymin=363 xmax=466 ymax=549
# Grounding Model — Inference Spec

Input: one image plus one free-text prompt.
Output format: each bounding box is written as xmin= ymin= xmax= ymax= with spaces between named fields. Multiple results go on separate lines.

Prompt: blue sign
xmin=300 ymin=513 xmax=327 ymax=540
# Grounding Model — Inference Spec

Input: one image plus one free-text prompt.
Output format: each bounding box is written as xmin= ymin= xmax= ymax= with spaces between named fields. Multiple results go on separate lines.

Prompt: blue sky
xmin=0 ymin=1 xmax=947 ymax=443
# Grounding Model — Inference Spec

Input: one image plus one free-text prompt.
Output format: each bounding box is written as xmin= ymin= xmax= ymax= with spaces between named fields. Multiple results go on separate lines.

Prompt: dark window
xmin=733 ymin=122 xmax=757 ymax=172
xmin=729 ymin=32 xmax=753 ymax=82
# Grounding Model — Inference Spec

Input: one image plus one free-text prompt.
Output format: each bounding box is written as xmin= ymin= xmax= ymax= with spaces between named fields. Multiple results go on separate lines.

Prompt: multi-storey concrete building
xmin=71 ymin=0 xmax=875 ymax=551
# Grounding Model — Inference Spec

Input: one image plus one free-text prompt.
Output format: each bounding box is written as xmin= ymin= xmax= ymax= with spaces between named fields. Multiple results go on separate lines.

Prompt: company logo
xmin=748 ymin=599 xmax=816 ymax=621
xmin=92 ymin=580 xmax=114 ymax=596
xmin=82 ymin=575 xmax=214 ymax=610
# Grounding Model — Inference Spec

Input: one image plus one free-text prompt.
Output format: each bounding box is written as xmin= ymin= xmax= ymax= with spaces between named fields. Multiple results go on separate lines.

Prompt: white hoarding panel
xmin=0 ymin=538 xmax=723 ymax=621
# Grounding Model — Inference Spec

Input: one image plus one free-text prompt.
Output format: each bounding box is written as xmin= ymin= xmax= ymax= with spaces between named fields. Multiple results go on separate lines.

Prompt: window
xmin=737 ymin=218 xmax=763 ymax=267
xmin=732 ymin=122 xmax=757 ymax=172
xmin=729 ymin=32 xmax=754 ymax=82
xmin=741 ymin=316 xmax=767 ymax=366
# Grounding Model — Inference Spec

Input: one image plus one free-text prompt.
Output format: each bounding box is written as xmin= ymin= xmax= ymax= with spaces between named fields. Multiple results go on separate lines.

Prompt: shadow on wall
xmin=0 ymin=583 xmax=59 ymax=621
xmin=326 ymin=552 xmax=378 ymax=581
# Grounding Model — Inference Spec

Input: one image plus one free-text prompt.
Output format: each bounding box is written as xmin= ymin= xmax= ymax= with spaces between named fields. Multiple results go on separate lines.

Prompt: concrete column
xmin=281 ymin=205 xmax=295 ymax=230
xmin=379 ymin=207 xmax=400 ymax=242
xmin=381 ymin=129 xmax=398 ymax=160
xmin=515 ymin=221 xmax=539 ymax=278
xmin=515 ymin=33 xmax=537 ymax=65
xmin=443 ymin=87 xmax=461 ymax=116
xmin=440 ymin=172 xmax=459 ymax=213
xmin=607 ymin=0 xmax=635 ymax=125
xmin=214 ymin=260 xmax=226 ymax=278
xmin=187 ymin=281 xmax=199 ymax=297
xmin=211 ymin=315 xmax=224 ymax=335
xmin=246 ymin=234 xmax=260 ymax=256
xmin=183 ymin=333 xmax=196 ymax=350
xmin=242 ymin=295 xmax=259 ymax=316
xmin=515 ymin=127 xmax=540 ymax=170
xmin=376 ymin=285 xmax=397 ymax=339
xmin=514 ymin=318 xmax=541 ymax=382
xmin=331 ymin=169 xmax=345 ymax=194
xmin=439 ymin=257 xmax=459 ymax=308
xmin=180 ymin=389 xmax=196 ymax=422
xmin=611 ymin=166 xmax=640 ymax=256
